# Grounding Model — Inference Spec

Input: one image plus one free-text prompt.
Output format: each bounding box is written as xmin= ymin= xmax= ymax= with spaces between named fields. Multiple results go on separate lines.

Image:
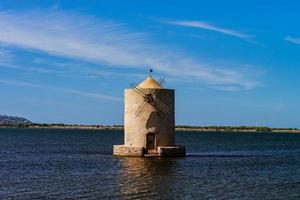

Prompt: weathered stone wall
xmin=124 ymin=88 xmax=175 ymax=149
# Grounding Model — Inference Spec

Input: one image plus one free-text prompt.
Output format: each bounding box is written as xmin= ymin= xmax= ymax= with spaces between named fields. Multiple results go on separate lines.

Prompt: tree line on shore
xmin=1 ymin=123 xmax=298 ymax=132
xmin=176 ymin=125 xmax=274 ymax=132
xmin=0 ymin=123 xmax=123 ymax=128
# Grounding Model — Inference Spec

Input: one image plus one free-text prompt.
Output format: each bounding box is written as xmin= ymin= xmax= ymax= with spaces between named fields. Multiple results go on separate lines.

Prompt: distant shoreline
xmin=1 ymin=124 xmax=300 ymax=133
xmin=2 ymin=115 xmax=299 ymax=133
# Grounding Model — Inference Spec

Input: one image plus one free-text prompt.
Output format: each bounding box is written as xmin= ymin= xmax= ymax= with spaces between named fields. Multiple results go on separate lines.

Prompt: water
xmin=0 ymin=128 xmax=300 ymax=199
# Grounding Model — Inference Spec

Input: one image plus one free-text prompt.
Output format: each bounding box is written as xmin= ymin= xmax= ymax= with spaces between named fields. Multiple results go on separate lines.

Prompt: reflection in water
xmin=115 ymin=157 xmax=176 ymax=200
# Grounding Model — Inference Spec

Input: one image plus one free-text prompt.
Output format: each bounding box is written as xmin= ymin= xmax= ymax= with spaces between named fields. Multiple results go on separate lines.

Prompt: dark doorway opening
xmin=146 ymin=132 xmax=156 ymax=151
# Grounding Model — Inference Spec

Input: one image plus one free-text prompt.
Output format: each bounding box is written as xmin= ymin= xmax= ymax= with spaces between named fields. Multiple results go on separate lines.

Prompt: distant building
xmin=113 ymin=75 xmax=185 ymax=157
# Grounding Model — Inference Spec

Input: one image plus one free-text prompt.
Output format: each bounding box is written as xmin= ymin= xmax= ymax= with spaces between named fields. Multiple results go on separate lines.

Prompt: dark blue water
xmin=1 ymin=128 xmax=300 ymax=199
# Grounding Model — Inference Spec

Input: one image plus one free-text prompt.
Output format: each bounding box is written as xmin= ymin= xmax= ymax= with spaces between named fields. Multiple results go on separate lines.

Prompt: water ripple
xmin=1 ymin=129 xmax=300 ymax=199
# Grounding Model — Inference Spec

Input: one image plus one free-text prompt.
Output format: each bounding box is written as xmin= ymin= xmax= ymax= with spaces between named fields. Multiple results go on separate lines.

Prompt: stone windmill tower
xmin=113 ymin=72 xmax=185 ymax=157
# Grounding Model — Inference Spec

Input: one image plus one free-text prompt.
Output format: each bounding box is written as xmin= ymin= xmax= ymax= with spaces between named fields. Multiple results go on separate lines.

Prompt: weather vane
xmin=149 ymin=67 xmax=153 ymax=77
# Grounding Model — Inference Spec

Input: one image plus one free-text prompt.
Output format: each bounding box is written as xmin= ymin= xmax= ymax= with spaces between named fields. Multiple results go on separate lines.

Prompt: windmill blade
xmin=130 ymin=79 xmax=170 ymax=114
xmin=158 ymin=78 xmax=166 ymax=87
xmin=153 ymin=102 xmax=168 ymax=114
xmin=135 ymin=85 xmax=149 ymax=96
xmin=152 ymin=78 xmax=165 ymax=91
xmin=135 ymin=101 xmax=148 ymax=115
xmin=130 ymin=83 xmax=144 ymax=94
xmin=130 ymin=83 xmax=146 ymax=97
xmin=130 ymin=82 xmax=149 ymax=96
xmin=131 ymin=79 xmax=165 ymax=97
xmin=135 ymin=103 xmax=151 ymax=118
xmin=153 ymin=98 xmax=171 ymax=114
xmin=130 ymin=84 xmax=143 ymax=96
xmin=152 ymin=78 xmax=165 ymax=96
xmin=135 ymin=101 xmax=148 ymax=117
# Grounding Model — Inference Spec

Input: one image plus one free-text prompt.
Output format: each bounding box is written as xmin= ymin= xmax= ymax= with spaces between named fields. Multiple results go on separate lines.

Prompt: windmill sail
xmin=130 ymin=77 xmax=170 ymax=117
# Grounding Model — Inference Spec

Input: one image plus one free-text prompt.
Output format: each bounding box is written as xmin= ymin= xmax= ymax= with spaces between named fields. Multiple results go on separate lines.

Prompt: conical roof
xmin=138 ymin=76 xmax=163 ymax=89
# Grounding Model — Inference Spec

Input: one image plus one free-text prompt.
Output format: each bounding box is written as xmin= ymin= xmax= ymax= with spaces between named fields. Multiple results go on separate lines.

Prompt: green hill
xmin=0 ymin=115 xmax=32 ymax=126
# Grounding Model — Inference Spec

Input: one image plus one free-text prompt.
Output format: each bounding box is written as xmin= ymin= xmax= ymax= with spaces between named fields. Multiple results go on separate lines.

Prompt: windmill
xmin=113 ymin=69 xmax=185 ymax=157
xmin=130 ymin=77 xmax=171 ymax=118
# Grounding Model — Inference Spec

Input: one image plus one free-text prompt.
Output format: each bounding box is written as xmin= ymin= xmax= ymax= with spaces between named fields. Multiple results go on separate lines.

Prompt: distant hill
xmin=0 ymin=115 xmax=32 ymax=126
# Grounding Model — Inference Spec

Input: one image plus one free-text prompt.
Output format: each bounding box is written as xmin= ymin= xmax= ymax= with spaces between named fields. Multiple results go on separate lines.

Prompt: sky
xmin=0 ymin=0 xmax=299 ymax=127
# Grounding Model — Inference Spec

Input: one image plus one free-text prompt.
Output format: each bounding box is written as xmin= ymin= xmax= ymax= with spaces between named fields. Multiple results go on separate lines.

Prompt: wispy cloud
xmin=0 ymin=79 xmax=121 ymax=101
xmin=0 ymin=10 xmax=259 ymax=91
xmin=0 ymin=10 xmax=149 ymax=67
xmin=0 ymin=62 xmax=65 ymax=74
xmin=163 ymin=20 xmax=252 ymax=40
xmin=0 ymin=60 xmax=145 ymax=81
xmin=285 ymin=36 xmax=300 ymax=45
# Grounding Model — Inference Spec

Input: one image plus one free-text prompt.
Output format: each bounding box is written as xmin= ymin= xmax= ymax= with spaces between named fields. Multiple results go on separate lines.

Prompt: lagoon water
xmin=0 ymin=128 xmax=300 ymax=199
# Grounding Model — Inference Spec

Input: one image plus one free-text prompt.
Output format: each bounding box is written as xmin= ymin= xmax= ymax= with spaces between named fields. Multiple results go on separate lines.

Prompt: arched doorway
xmin=146 ymin=132 xmax=156 ymax=151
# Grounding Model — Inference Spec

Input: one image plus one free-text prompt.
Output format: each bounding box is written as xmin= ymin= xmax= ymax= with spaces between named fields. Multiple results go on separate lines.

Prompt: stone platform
xmin=113 ymin=145 xmax=185 ymax=157
xmin=157 ymin=146 xmax=186 ymax=157
xmin=113 ymin=145 xmax=145 ymax=156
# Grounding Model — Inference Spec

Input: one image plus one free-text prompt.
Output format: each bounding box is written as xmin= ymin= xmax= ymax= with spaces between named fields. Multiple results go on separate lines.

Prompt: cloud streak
xmin=285 ymin=36 xmax=300 ymax=45
xmin=0 ymin=10 xmax=258 ymax=91
xmin=0 ymin=79 xmax=121 ymax=101
xmin=163 ymin=20 xmax=252 ymax=39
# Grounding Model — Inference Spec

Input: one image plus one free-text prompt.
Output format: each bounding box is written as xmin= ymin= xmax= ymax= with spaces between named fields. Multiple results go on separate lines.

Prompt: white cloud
xmin=0 ymin=79 xmax=121 ymax=101
xmin=285 ymin=36 xmax=300 ymax=45
xmin=163 ymin=20 xmax=252 ymax=40
xmin=0 ymin=10 xmax=259 ymax=90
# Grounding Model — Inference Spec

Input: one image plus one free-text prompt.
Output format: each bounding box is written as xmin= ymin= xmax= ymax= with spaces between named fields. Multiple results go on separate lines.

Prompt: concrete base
xmin=113 ymin=145 xmax=145 ymax=156
xmin=113 ymin=145 xmax=185 ymax=157
xmin=158 ymin=146 xmax=186 ymax=157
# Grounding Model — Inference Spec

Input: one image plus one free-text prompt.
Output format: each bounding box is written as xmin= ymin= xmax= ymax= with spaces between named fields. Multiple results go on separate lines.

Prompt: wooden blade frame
xmin=130 ymin=79 xmax=170 ymax=118
xmin=135 ymin=79 xmax=165 ymax=118
xmin=135 ymin=101 xmax=150 ymax=118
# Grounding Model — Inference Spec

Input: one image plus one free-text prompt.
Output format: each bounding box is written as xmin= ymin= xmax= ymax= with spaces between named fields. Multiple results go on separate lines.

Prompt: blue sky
xmin=0 ymin=0 xmax=299 ymax=127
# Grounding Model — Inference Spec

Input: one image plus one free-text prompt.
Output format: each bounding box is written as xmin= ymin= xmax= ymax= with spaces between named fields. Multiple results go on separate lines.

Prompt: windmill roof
xmin=138 ymin=76 xmax=163 ymax=89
